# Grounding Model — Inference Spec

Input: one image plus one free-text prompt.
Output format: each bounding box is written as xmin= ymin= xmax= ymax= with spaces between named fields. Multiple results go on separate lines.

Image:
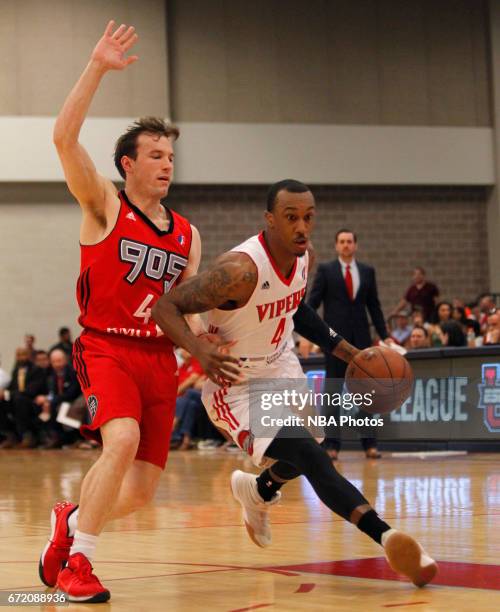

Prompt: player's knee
xmin=288 ymin=436 xmax=326 ymax=470
xmin=102 ymin=427 xmax=140 ymax=463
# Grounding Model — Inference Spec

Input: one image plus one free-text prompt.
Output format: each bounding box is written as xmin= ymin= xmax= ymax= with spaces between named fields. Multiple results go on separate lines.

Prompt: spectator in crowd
xmin=440 ymin=320 xmax=467 ymax=347
xmin=196 ymin=411 xmax=225 ymax=449
xmin=302 ymin=228 xmax=390 ymax=460
xmin=0 ymin=356 xmax=10 ymax=391
xmin=408 ymin=326 xmax=430 ymax=350
xmin=390 ymin=267 xmax=439 ymax=322
xmin=171 ymin=349 xmax=205 ymax=450
xmin=24 ymin=334 xmax=37 ymax=361
xmin=428 ymin=301 xmax=453 ymax=347
xmin=478 ymin=294 xmax=496 ymax=335
xmin=389 ymin=311 xmax=413 ymax=346
xmin=0 ymin=357 xmax=13 ymax=448
xmin=452 ymin=305 xmax=480 ymax=345
xmin=34 ymin=350 xmax=51 ymax=377
xmin=411 ymin=307 xmax=425 ymax=328
xmin=0 ymin=347 xmax=46 ymax=448
xmin=49 ymin=326 xmax=73 ymax=357
xmin=484 ymin=308 xmax=500 ymax=345
xmin=34 ymin=349 xmax=82 ymax=448
xmin=452 ymin=298 xmax=474 ymax=319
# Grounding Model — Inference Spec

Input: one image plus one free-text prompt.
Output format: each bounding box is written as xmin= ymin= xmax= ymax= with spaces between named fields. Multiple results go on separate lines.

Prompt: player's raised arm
xmin=152 ymin=252 xmax=257 ymax=382
xmin=53 ymin=21 xmax=138 ymax=215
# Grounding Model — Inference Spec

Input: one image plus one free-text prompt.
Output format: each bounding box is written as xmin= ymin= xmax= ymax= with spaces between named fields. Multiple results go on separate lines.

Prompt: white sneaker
xmin=382 ymin=529 xmax=438 ymax=587
xmin=230 ymin=470 xmax=281 ymax=548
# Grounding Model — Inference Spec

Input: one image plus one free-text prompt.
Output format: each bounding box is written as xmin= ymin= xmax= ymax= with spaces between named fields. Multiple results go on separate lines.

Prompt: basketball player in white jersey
xmin=152 ymin=179 xmax=438 ymax=588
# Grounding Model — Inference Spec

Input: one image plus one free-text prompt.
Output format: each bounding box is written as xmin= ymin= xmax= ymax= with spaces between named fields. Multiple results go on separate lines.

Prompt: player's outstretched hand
xmin=194 ymin=339 xmax=242 ymax=385
xmin=91 ymin=20 xmax=139 ymax=72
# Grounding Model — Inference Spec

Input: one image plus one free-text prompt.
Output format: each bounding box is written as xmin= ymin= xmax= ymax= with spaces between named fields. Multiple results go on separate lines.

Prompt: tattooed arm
xmin=332 ymin=340 xmax=360 ymax=363
xmin=152 ymin=252 xmax=257 ymax=383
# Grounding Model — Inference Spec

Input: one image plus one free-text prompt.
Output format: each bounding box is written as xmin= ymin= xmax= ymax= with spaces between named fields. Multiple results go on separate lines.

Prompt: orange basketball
xmin=345 ymin=346 xmax=414 ymax=415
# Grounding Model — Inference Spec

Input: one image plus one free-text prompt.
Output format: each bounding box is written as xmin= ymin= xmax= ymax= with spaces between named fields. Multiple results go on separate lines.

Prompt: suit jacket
xmin=8 ymin=362 xmax=47 ymax=400
xmin=47 ymin=365 xmax=81 ymax=408
xmin=308 ymin=259 xmax=388 ymax=349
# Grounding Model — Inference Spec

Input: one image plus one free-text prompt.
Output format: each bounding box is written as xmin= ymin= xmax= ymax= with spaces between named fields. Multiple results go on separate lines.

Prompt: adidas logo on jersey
xmin=126 ymin=212 xmax=136 ymax=221
xmin=261 ymin=281 xmax=270 ymax=290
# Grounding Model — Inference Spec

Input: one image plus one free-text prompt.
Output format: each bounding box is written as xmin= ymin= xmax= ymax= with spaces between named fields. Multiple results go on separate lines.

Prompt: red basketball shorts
xmin=73 ymin=331 xmax=178 ymax=469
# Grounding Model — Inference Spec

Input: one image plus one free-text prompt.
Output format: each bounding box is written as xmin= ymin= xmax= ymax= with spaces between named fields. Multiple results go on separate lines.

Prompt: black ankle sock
xmin=356 ymin=509 xmax=391 ymax=545
xmin=256 ymin=469 xmax=284 ymax=502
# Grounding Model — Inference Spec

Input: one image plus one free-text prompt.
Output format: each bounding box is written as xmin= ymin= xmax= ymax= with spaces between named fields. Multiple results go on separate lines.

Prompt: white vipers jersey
xmin=206 ymin=232 xmax=308 ymax=360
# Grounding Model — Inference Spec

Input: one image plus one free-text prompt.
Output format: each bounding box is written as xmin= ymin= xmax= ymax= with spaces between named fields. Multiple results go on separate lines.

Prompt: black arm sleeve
xmin=293 ymin=300 xmax=344 ymax=354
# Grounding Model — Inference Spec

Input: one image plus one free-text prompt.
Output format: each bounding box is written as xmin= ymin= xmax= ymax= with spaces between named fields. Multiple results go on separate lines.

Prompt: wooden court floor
xmin=0 ymin=448 xmax=499 ymax=611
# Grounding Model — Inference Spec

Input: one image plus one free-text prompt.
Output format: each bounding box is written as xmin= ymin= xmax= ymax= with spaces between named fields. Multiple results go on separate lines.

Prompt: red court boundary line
xmin=228 ymin=604 xmax=273 ymax=612
xmin=269 ymin=557 xmax=500 ymax=591
xmin=295 ymin=583 xmax=316 ymax=593
xmin=383 ymin=603 xmax=428 ymax=608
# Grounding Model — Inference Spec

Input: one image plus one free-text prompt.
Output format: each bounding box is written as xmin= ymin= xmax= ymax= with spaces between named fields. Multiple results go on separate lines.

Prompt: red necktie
xmin=345 ymin=265 xmax=354 ymax=301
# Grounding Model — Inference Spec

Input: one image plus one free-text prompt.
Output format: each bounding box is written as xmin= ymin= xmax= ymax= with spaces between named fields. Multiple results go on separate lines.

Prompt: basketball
xmin=345 ymin=346 xmax=414 ymax=415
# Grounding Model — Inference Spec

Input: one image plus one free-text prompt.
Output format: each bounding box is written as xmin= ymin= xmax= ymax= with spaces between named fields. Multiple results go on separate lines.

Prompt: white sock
xmin=70 ymin=530 xmax=98 ymax=562
xmin=381 ymin=528 xmax=398 ymax=548
xmin=67 ymin=508 xmax=79 ymax=537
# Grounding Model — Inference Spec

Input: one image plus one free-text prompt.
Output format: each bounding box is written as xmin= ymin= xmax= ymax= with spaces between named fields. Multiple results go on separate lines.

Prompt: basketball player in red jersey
xmin=152 ymin=180 xmax=438 ymax=589
xmin=38 ymin=22 xmax=237 ymax=603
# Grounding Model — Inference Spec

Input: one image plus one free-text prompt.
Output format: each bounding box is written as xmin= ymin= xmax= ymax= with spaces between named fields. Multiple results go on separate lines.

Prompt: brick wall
xmin=167 ymin=185 xmax=490 ymax=316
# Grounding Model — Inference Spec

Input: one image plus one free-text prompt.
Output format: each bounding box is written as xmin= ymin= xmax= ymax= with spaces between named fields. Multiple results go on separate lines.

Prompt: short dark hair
xmin=266 ymin=179 xmax=311 ymax=212
xmin=34 ymin=350 xmax=48 ymax=357
xmin=415 ymin=266 xmax=426 ymax=275
xmin=114 ymin=117 xmax=180 ymax=180
xmin=335 ymin=228 xmax=357 ymax=243
xmin=59 ymin=326 xmax=70 ymax=336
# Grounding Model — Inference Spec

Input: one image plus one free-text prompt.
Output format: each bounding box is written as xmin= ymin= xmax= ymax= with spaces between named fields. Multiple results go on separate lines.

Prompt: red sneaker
xmin=39 ymin=501 xmax=78 ymax=587
xmin=57 ymin=553 xmax=110 ymax=603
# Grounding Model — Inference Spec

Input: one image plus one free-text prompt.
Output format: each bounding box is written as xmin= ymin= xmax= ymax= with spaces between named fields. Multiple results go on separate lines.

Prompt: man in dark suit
xmin=302 ymin=229 xmax=390 ymax=460
xmin=34 ymin=349 xmax=82 ymax=448
xmin=0 ymin=347 xmax=47 ymax=448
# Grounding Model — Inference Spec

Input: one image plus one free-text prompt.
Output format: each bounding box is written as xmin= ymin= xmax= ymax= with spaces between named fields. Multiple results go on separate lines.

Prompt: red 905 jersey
xmin=77 ymin=190 xmax=192 ymax=345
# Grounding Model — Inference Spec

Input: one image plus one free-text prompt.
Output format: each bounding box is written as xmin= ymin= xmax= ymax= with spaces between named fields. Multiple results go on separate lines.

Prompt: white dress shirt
xmin=339 ymin=258 xmax=360 ymax=299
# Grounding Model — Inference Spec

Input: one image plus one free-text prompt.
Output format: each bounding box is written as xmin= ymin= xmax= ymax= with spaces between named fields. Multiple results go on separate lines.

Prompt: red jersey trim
xmin=258 ymin=232 xmax=297 ymax=287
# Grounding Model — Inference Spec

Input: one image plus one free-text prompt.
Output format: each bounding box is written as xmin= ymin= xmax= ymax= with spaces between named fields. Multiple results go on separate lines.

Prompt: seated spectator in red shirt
xmin=408 ymin=326 xmax=430 ymax=350
xmin=390 ymin=267 xmax=439 ymax=322
xmin=171 ymin=349 xmax=205 ymax=450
